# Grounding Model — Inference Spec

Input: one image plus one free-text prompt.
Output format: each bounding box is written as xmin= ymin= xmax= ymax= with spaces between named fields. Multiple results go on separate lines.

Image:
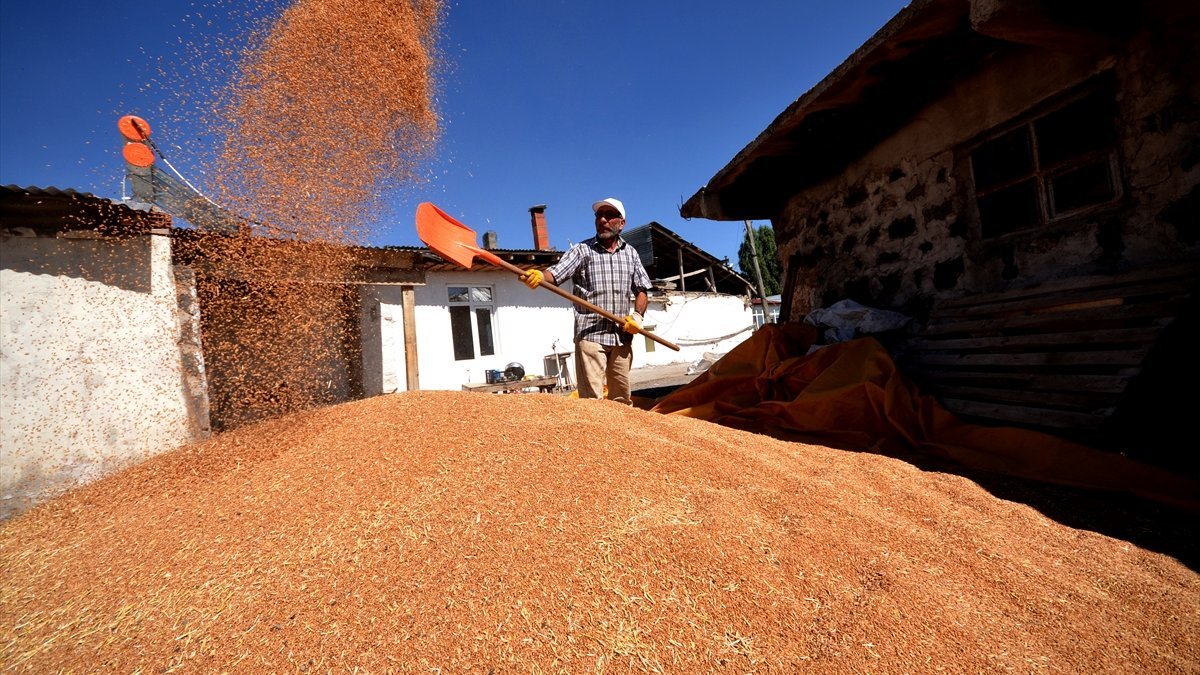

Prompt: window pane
xmin=470 ymin=286 xmax=492 ymax=302
xmin=978 ymin=179 xmax=1041 ymax=238
xmin=449 ymin=306 xmax=475 ymax=360
xmin=448 ymin=286 xmax=469 ymax=303
xmin=1049 ymin=159 xmax=1116 ymax=216
xmin=972 ymin=126 xmax=1033 ymax=190
xmin=475 ymin=308 xmax=495 ymax=356
xmin=1035 ymin=91 xmax=1115 ymax=168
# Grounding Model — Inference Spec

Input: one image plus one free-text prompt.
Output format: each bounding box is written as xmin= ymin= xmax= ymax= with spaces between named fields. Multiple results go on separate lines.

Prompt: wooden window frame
xmin=967 ymin=81 xmax=1123 ymax=240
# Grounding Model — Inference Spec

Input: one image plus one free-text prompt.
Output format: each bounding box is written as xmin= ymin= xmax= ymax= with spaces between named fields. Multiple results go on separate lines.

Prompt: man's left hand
xmin=623 ymin=312 xmax=643 ymax=335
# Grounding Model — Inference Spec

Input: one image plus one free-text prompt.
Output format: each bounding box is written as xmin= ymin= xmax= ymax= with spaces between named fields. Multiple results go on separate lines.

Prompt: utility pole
xmin=744 ymin=220 xmax=773 ymax=324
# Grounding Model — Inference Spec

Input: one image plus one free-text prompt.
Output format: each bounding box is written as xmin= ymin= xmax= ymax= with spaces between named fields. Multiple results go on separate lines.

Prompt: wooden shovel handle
xmin=470 ymin=245 xmax=681 ymax=351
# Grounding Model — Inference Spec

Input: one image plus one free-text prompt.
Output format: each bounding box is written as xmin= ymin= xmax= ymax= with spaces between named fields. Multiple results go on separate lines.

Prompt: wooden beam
xmin=919 ymin=299 xmax=1185 ymax=336
xmin=906 ymin=348 xmax=1150 ymax=368
xmin=903 ymin=326 xmax=1163 ymax=351
xmin=402 ymin=285 xmax=419 ymax=391
xmin=903 ymin=369 xmax=1132 ymax=393
xmin=934 ymin=263 xmax=1199 ymax=311
xmin=939 ymin=398 xmax=1112 ymax=430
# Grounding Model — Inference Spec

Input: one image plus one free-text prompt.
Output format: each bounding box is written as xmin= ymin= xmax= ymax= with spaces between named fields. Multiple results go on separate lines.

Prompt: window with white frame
xmin=752 ymin=305 xmax=779 ymax=328
xmin=448 ymin=285 xmax=496 ymax=361
xmin=969 ymin=83 xmax=1121 ymax=239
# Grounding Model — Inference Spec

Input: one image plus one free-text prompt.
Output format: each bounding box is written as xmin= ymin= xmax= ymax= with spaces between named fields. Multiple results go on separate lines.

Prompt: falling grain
xmin=182 ymin=0 xmax=442 ymax=428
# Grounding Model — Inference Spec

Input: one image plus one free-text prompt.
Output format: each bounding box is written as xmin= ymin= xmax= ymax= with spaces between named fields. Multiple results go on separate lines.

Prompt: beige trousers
xmin=575 ymin=339 xmax=633 ymax=404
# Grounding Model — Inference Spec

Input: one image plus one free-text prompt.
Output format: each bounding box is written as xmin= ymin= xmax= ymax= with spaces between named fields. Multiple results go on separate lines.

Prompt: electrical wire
xmin=671 ymin=325 xmax=754 ymax=346
xmin=130 ymin=119 xmax=301 ymax=237
xmin=127 ymin=116 xmax=225 ymax=211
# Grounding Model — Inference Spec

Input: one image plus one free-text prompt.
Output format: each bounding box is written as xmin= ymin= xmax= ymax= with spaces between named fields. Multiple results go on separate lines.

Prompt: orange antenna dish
xmin=122 ymin=142 xmax=155 ymax=167
xmin=117 ymin=115 xmax=152 ymax=142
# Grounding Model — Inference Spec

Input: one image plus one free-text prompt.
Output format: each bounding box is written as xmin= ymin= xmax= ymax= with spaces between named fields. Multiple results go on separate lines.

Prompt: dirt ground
xmin=2 ymin=391 xmax=1197 ymax=673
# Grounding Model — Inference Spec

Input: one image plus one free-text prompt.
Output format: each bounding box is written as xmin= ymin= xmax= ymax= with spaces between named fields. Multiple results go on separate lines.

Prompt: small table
xmin=545 ymin=352 xmax=574 ymax=391
xmin=462 ymin=375 xmax=559 ymax=394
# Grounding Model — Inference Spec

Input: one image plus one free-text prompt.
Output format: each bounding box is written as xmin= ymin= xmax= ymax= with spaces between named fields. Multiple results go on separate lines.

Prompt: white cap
xmin=592 ymin=197 xmax=626 ymax=219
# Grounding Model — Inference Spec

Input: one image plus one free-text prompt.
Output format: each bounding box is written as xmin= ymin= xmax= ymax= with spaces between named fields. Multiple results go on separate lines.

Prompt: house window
xmin=970 ymin=87 xmax=1121 ymax=239
xmin=448 ymin=285 xmax=495 ymax=361
xmin=753 ymin=305 xmax=779 ymax=328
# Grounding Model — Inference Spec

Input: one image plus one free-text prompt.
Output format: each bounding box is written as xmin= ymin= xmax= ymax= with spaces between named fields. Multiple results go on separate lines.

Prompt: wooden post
xmin=745 ymin=220 xmax=772 ymax=323
xmin=677 ymin=248 xmax=686 ymax=292
xmin=402 ymin=285 xmax=419 ymax=390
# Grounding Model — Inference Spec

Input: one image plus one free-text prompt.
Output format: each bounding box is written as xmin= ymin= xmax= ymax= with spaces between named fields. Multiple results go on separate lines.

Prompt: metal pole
xmin=744 ymin=220 xmax=773 ymax=324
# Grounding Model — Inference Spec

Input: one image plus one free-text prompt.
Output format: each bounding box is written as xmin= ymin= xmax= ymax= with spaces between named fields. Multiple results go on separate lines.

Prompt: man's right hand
xmin=520 ymin=269 xmax=543 ymax=289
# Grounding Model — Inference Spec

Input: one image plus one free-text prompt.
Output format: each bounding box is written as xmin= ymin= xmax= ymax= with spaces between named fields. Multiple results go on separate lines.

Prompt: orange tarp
xmin=650 ymin=322 xmax=1200 ymax=513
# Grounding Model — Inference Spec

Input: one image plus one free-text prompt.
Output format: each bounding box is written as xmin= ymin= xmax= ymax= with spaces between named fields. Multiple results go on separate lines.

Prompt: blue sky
xmin=1 ymin=1 xmax=908 ymax=269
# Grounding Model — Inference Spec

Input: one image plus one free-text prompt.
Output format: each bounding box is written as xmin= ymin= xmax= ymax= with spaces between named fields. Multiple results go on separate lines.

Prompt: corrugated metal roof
xmin=0 ymin=184 xmax=100 ymax=199
xmin=0 ymin=185 xmax=561 ymax=274
xmin=0 ymin=184 xmax=168 ymax=232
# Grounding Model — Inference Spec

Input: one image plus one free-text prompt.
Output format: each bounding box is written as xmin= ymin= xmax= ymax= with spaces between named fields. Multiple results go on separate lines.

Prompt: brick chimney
xmin=482 ymin=231 xmax=498 ymax=249
xmin=529 ymin=204 xmax=549 ymax=250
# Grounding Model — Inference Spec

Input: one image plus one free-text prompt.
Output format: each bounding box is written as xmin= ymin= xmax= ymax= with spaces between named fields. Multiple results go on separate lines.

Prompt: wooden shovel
xmin=416 ymin=202 xmax=680 ymax=351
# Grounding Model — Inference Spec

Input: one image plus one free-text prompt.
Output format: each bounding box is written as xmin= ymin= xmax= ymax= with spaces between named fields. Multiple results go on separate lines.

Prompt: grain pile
xmin=3 ymin=392 xmax=1197 ymax=673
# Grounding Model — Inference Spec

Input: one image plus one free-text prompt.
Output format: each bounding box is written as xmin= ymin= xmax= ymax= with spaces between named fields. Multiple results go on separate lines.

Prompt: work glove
xmin=623 ymin=312 xmax=643 ymax=335
xmin=520 ymin=269 xmax=543 ymax=289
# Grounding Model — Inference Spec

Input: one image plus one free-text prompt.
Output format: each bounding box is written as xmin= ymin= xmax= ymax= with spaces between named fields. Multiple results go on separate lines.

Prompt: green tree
xmin=737 ymin=223 xmax=781 ymax=296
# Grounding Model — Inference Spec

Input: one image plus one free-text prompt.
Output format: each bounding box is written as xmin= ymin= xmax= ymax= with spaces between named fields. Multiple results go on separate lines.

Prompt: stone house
xmin=682 ymin=0 xmax=1199 ymax=471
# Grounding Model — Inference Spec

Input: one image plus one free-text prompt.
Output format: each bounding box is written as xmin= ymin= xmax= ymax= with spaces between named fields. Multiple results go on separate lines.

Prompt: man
xmin=519 ymin=197 xmax=652 ymax=404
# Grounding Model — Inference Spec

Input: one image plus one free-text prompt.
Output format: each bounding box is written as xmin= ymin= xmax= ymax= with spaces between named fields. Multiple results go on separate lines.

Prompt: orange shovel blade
xmin=415 ymin=202 xmax=480 ymax=268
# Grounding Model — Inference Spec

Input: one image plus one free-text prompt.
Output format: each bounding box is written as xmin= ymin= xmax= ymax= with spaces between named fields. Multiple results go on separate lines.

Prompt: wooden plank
xmin=903 ymin=326 xmax=1163 ymax=351
xmin=933 ymin=263 xmax=1200 ymax=311
xmin=899 ymin=263 xmax=1200 ymax=434
xmin=939 ymin=398 xmax=1111 ymax=429
xmin=931 ymin=278 xmax=1195 ymax=321
xmin=462 ymin=376 xmax=559 ymax=394
xmin=402 ymin=285 xmax=419 ymax=392
xmin=906 ymin=348 xmax=1149 ymax=368
xmin=920 ymin=300 xmax=1183 ymax=336
xmin=902 ymin=369 xmax=1131 ymax=393
xmin=919 ymin=383 xmax=1116 ymax=409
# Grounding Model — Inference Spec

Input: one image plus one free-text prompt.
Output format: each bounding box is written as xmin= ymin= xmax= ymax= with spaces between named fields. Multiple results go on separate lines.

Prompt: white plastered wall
xmin=359 ymin=284 xmax=409 ymax=396
xmin=413 ymin=270 xmax=577 ymax=391
xmin=0 ymin=231 xmax=196 ymax=520
xmin=634 ymin=292 xmax=755 ymax=367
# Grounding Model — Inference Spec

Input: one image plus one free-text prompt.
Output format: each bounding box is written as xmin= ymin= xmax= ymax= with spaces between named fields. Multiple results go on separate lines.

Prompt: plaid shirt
xmin=548 ymin=236 xmax=653 ymax=346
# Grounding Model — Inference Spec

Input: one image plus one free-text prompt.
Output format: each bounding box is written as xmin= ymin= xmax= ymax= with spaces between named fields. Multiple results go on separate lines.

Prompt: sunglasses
xmin=595 ymin=211 xmax=623 ymax=221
